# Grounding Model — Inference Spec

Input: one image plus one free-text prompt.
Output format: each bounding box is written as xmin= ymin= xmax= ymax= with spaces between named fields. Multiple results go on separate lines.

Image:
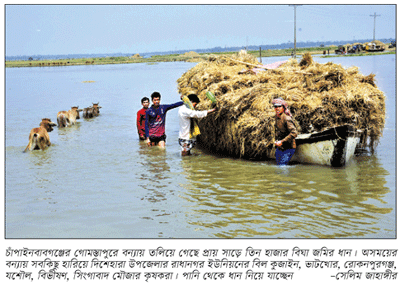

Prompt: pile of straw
xmin=177 ymin=53 xmax=386 ymax=159
xmin=181 ymin=51 xmax=204 ymax=63
xmin=181 ymin=51 xmax=201 ymax=57
xmin=365 ymin=40 xmax=385 ymax=46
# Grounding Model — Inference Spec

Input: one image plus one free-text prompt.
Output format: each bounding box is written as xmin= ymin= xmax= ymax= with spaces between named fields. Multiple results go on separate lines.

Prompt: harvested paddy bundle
xmin=371 ymin=40 xmax=385 ymax=46
xmin=181 ymin=51 xmax=200 ymax=57
xmin=177 ymin=53 xmax=385 ymax=159
xmin=181 ymin=51 xmax=204 ymax=62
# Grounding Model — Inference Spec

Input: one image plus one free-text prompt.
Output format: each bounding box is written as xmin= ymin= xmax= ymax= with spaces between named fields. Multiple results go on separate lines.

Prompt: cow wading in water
xmin=83 ymin=102 xmax=102 ymax=119
xmin=23 ymin=118 xmax=57 ymax=152
xmin=91 ymin=102 xmax=102 ymax=116
xmin=57 ymin=106 xmax=83 ymax=127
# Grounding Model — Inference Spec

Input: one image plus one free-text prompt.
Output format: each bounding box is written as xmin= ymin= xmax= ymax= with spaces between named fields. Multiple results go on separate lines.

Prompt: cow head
xmin=40 ymin=118 xmax=57 ymax=132
xmin=71 ymin=106 xmax=83 ymax=119
xmin=92 ymin=102 xmax=102 ymax=116
xmin=92 ymin=102 xmax=102 ymax=109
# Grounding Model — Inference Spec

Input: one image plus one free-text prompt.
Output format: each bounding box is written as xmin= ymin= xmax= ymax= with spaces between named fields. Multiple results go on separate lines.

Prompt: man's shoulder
xmin=281 ymin=113 xmax=293 ymax=121
xmin=145 ymin=107 xmax=155 ymax=115
xmin=276 ymin=113 xmax=292 ymax=125
xmin=178 ymin=105 xmax=189 ymax=114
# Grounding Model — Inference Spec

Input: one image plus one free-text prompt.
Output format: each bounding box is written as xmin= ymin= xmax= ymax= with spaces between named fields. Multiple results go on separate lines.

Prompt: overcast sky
xmin=5 ymin=3 xmax=396 ymax=56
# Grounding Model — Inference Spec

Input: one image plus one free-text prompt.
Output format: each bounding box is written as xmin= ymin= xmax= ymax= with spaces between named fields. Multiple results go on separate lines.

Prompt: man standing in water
xmin=136 ymin=97 xmax=149 ymax=140
xmin=145 ymin=91 xmax=183 ymax=148
xmin=273 ymin=97 xmax=297 ymax=165
xmin=178 ymin=94 xmax=216 ymax=156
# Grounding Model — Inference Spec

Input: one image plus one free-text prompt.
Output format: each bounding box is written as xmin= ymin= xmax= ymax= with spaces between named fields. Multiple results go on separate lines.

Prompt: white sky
xmin=4 ymin=4 xmax=397 ymax=56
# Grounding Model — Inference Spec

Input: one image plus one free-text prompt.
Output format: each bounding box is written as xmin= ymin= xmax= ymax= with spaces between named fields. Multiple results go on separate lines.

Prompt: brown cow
xmin=91 ymin=102 xmax=102 ymax=116
xmin=57 ymin=106 xmax=83 ymax=127
xmin=83 ymin=106 xmax=94 ymax=118
xmin=23 ymin=118 xmax=57 ymax=152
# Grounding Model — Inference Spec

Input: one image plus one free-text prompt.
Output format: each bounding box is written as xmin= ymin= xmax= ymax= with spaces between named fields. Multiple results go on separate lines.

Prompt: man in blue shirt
xmin=145 ymin=92 xmax=183 ymax=148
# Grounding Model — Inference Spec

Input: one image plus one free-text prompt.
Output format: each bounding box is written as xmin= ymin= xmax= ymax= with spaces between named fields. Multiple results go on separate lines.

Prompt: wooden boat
xmin=366 ymin=44 xmax=386 ymax=52
xmin=290 ymin=125 xmax=362 ymax=167
xmin=367 ymin=47 xmax=386 ymax=52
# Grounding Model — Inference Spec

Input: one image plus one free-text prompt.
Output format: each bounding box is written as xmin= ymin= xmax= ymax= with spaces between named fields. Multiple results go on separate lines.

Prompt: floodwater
xmin=5 ymin=54 xmax=395 ymax=238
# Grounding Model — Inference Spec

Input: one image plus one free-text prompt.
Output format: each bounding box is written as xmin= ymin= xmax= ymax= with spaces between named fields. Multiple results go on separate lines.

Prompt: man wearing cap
xmin=178 ymin=94 xmax=216 ymax=156
xmin=272 ymin=97 xmax=297 ymax=165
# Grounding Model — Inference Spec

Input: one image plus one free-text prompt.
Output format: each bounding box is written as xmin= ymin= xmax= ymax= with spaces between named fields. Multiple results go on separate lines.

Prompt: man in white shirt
xmin=178 ymin=94 xmax=216 ymax=156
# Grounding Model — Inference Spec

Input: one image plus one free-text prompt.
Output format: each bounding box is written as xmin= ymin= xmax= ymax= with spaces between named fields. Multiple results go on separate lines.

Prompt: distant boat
xmin=367 ymin=47 xmax=386 ymax=52
xmin=287 ymin=125 xmax=362 ymax=167
xmin=366 ymin=44 xmax=386 ymax=52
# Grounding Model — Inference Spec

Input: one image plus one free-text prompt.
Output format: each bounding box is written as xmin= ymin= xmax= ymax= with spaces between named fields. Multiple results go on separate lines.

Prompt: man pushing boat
xmin=178 ymin=94 xmax=216 ymax=156
xmin=272 ymin=98 xmax=297 ymax=165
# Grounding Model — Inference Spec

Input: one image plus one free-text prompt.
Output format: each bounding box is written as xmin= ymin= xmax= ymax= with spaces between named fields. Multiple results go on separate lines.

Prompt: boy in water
xmin=136 ymin=97 xmax=149 ymax=140
xmin=145 ymin=92 xmax=183 ymax=148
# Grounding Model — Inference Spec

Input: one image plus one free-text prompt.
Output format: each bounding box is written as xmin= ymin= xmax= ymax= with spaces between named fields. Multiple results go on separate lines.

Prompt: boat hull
xmin=289 ymin=125 xmax=361 ymax=167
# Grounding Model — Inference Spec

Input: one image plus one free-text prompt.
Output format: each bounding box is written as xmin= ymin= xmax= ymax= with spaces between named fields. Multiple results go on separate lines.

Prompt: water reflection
xmin=135 ymin=144 xmax=179 ymax=228
xmin=179 ymin=155 xmax=392 ymax=238
xmin=5 ymin=146 xmax=59 ymax=223
xmin=5 ymin=57 xmax=395 ymax=238
xmin=25 ymin=147 xmax=54 ymax=167
xmin=137 ymin=144 xmax=172 ymax=203
xmin=56 ymin=123 xmax=82 ymax=141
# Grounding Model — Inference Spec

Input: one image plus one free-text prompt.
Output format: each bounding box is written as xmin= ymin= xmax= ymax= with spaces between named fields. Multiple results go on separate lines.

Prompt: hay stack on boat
xmin=177 ymin=53 xmax=386 ymax=159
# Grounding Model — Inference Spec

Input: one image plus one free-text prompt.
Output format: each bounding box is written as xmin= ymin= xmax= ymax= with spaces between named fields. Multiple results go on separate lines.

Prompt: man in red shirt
xmin=136 ymin=97 xmax=150 ymax=140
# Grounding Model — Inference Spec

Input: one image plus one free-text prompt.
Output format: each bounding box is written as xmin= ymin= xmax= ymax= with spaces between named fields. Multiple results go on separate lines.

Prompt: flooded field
xmin=5 ymin=54 xmax=395 ymax=238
